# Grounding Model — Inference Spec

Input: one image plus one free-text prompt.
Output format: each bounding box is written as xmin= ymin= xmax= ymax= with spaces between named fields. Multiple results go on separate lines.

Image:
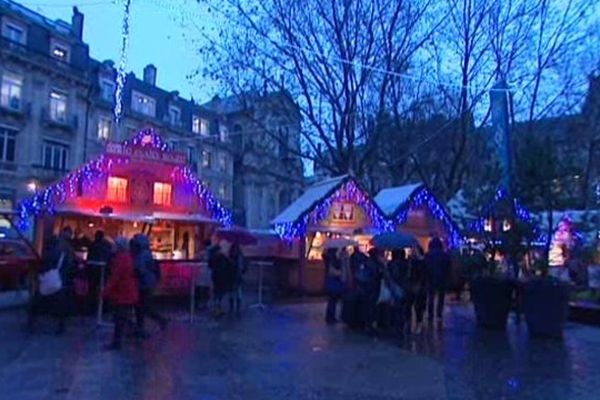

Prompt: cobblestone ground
xmin=0 ymin=301 xmax=598 ymax=400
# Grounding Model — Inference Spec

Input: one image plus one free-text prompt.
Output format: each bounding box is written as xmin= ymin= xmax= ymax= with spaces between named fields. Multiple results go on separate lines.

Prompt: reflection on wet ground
xmin=0 ymin=301 xmax=598 ymax=399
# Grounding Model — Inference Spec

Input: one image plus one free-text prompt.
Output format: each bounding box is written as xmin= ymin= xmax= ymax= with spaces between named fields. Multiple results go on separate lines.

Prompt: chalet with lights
xmin=374 ymin=183 xmax=462 ymax=249
xmin=272 ymin=175 xmax=389 ymax=293
xmin=19 ymin=129 xmax=232 ymax=265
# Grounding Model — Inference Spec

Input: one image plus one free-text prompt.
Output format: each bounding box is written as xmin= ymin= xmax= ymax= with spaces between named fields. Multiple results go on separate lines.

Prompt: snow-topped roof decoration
xmin=272 ymin=175 xmax=389 ymax=239
xmin=375 ymin=183 xmax=463 ymax=247
xmin=374 ymin=183 xmax=424 ymax=217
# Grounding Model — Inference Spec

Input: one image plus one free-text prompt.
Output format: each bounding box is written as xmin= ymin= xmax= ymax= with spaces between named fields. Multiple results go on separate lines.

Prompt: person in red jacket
xmin=103 ymin=236 xmax=139 ymax=350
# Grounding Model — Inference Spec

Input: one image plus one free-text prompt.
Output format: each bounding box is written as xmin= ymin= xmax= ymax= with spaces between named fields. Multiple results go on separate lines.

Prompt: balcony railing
xmin=0 ymin=100 xmax=30 ymax=119
xmin=40 ymin=107 xmax=78 ymax=132
xmin=30 ymin=164 xmax=69 ymax=183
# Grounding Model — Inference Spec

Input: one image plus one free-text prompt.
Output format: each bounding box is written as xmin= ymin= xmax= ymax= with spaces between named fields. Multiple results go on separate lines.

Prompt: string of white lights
xmin=113 ymin=0 xmax=132 ymax=125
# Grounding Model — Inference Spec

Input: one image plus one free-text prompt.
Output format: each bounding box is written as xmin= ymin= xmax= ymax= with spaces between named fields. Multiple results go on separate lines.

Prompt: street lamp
xmin=26 ymin=180 xmax=39 ymax=193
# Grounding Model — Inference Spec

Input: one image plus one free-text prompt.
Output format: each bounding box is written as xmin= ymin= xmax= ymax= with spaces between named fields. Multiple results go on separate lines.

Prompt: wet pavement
xmin=0 ymin=300 xmax=598 ymax=400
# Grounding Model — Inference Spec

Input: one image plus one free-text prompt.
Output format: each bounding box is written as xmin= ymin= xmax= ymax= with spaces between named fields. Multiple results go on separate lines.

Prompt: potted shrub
xmin=471 ymin=271 xmax=515 ymax=330
xmin=521 ymin=262 xmax=572 ymax=338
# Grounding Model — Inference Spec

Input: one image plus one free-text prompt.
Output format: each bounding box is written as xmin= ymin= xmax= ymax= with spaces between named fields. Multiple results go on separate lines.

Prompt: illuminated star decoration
xmin=393 ymin=186 xmax=463 ymax=248
xmin=274 ymin=178 xmax=391 ymax=240
xmin=18 ymin=129 xmax=232 ymax=229
xmin=114 ymin=0 xmax=132 ymax=124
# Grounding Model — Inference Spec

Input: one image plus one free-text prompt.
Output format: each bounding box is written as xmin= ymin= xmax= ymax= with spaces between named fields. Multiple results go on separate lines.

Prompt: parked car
xmin=0 ymin=239 xmax=38 ymax=291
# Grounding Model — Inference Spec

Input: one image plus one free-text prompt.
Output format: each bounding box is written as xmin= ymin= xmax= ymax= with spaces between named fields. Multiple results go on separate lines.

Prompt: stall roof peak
xmin=374 ymin=183 xmax=425 ymax=217
xmin=272 ymin=175 xmax=350 ymax=226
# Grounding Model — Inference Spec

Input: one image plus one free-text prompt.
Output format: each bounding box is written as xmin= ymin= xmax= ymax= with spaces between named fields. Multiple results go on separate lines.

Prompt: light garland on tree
xmin=469 ymin=188 xmax=545 ymax=243
xmin=393 ymin=187 xmax=463 ymax=248
xmin=114 ymin=0 xmax=132 ymax=124
xmin=273 ymin=179 xmax=391 ymax=240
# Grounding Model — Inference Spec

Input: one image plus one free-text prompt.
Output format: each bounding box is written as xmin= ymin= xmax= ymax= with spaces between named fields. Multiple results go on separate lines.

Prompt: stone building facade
xmin=203 ymin=92 xmax=304 ymax=229
xmin=0 ymin=1 xmax=303 ymax=226
xmin=0 ymin=1 xmax=89 ymax=211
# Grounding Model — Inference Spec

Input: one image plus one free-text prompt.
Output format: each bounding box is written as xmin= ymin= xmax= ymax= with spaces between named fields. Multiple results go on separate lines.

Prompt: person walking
xmin=324 ymin=248 xmax=343 ymax=324
xmin=229 ymin=243 xmax=246 ymax=313
xmin=103 ymin=237 xmax=138 ymax=350
xmin=425 ymin=237 xmax=451 ymax=324
xmin=131 ymin=234 xmax=167 ymax=337
xmin=27 ymin=235 xmax=70 ymax=334
xmin=406 ymin=246 xmax=427 ymax=334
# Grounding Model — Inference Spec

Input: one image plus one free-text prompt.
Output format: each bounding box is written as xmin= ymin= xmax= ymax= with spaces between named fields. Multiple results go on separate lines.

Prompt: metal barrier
xmin=249 ymin=261 xmax=274 ymax=310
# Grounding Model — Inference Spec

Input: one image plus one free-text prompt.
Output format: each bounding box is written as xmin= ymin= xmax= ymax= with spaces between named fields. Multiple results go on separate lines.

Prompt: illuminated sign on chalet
xmin=106 ymin=141 xmax=187 ymax=165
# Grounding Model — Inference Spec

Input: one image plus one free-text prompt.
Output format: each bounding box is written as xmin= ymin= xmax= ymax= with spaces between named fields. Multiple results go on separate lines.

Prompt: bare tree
xmin=195 ymin=0 xmax=441 ymax=177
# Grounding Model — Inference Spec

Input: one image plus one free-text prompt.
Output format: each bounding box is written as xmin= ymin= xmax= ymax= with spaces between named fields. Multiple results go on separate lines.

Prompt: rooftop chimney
xmin=72 ymin=7 xmax=84 ymax=40
xmin=143 ymin=64 xmax=157 ymax=86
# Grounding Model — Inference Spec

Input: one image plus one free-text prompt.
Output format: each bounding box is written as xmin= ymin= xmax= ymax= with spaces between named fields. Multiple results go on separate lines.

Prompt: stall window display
xmin=107 ymin=176 xmax=128 ymax=202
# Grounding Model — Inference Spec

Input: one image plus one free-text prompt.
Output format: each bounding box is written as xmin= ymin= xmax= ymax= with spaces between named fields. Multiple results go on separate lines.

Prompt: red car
xmin=0 ymin=239 xmax=38 ymax=292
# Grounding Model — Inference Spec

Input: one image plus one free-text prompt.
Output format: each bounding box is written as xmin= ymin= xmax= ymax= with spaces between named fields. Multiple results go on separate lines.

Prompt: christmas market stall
xmin=18 ymin=128 xmax=232 ymax=297
xmin=374 ymin=183 xmax=462 ymax=249
xmin=272 ymin=175 xmax=389 ymax=294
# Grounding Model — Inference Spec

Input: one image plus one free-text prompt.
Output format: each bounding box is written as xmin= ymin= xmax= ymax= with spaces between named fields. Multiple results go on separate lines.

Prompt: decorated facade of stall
xmin=272 ymin=175 xmax=389 ymax=293
xmin=18 ymin=128 xmax=232 ymax=294
xmin=374 ymin=183 xmax=462 ymax=249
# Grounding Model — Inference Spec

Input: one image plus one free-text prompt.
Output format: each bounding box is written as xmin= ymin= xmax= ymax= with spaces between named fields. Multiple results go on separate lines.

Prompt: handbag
xmin=377 ymin=279 xmax=393 ymax=304
xmin=39 ymin=253 xmax=65 ymax=296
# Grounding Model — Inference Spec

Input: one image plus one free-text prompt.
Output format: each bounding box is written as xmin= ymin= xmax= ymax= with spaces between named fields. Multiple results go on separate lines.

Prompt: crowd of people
xmin=323 ymin=237 xmax=452 ymax=336
xmin=26 ymin=227 xmax=248 ymax=350
xmin=27 ymin=227 xmax=169 ymax=350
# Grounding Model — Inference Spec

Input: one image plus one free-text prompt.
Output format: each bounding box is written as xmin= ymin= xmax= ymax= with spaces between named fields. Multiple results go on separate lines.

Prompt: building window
xmin=153 ymin=182 xmax=172 ymax=206
xmin=97 ymin=117 xmax=111 ymax=140
xmin=0 ymin=128 xmax=16 ymax=163
xmin=218 ymin=183 xmax=226 ymax=199
xmin=218 ymin=153 xmax=227 ymax=172
xmin=187 ymin=146 xmax=194 ymax=164
xmin=219 ymin=125 xmax=228 ymax=142
xmin=49 ymin=90 xmax=68 ymax=123
xmin=0 ymin=190 xmax=13 ymax=211
xmin=50 ymin=39 xmax=70 ymax=62
xmin=0 ymin=73 xmax=22 ymax=110
xmin=100 ymin=79 xmax=114 ymax=102
xmin=107 ymin=176 xmax=128 ymax=203
xmin=2 ymin=20 xmax=26 ymax=44
xmin=201 ymin=150 xmax=211 ymax=169
xmin=42 ymin=141 xmax=68 ymax=170
xmin=131 ymin=91 xmax=156 ymax=117
xmin=169 ymin=106 xmax=181 ymax=126
xmin=192 ymin=116 xmax=209 ymax=135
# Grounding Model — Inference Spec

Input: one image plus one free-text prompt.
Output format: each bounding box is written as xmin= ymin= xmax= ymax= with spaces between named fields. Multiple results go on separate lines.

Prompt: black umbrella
xmin=370 ymin=232 xmax=418 ymax=249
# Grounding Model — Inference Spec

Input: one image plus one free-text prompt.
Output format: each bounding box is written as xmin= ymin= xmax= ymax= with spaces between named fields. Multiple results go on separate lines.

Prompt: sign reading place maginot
xmin=106 ymin=141 xmax=187 ymax=165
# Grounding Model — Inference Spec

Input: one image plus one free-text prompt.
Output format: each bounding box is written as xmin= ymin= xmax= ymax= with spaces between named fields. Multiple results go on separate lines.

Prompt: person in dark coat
xmin=87 ymin=230 xmax=113 ymax=311
xmin=209 ymin=243 xmax=235 ymax=317
xmin=406 ymin=245 xmax=427 ymax=334
xmin=27 ymin=235 xmax=69 ymax=334
xmin=103 ymin=237 xmax=138 ymax=350
xmin=358 ymin=248 xmax=384 ymax=333
xmin=387 ymin=249 xmax=409 ymax=334
xmin=324 ymin=248 xmax=343 ymax=324
xmin=131 ymin=234 xmax=167 ymax=336
xmin=425 ymin=237 xmax=451 ymax=323
xmin=349 ymin=246 xmax=368 ymax=289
